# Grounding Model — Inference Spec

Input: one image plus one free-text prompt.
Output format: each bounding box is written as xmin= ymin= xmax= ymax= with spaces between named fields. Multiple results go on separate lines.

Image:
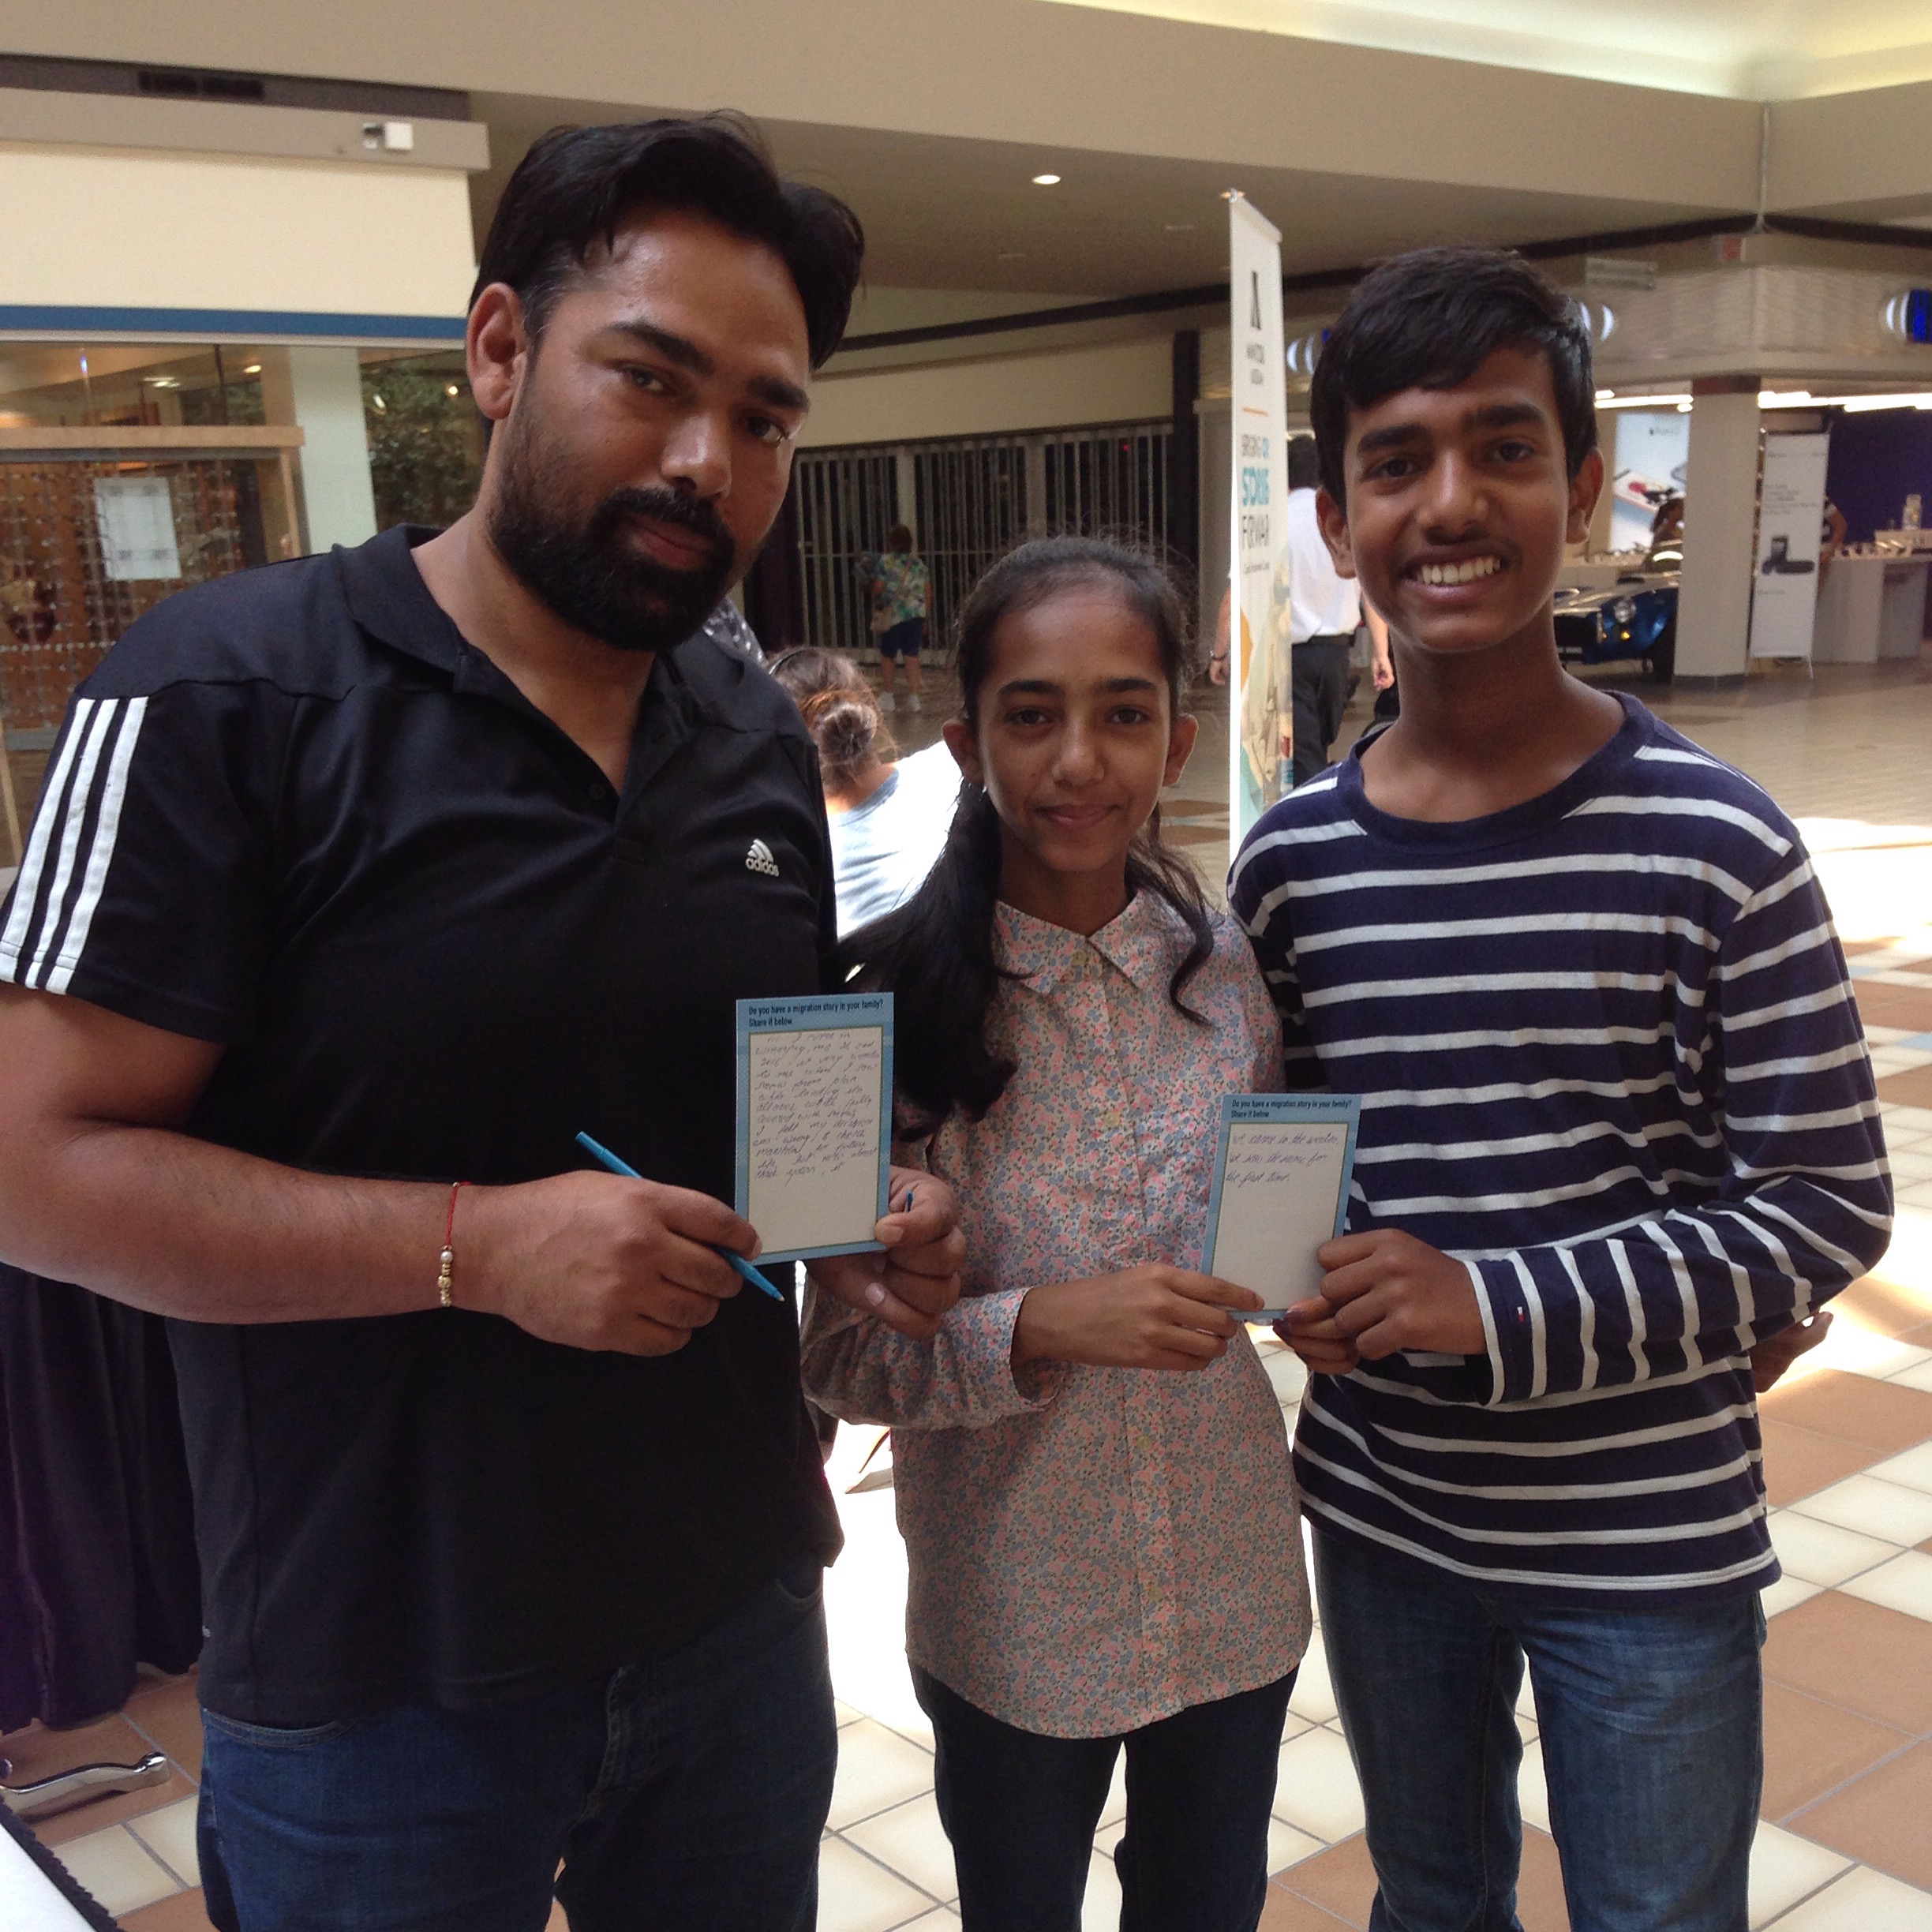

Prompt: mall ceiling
xmin=472 ymin=93 xmax=1749 ymax=301
xmin=6 ymin=0 xmax=1932 ymax=312
xmin=1041 ymin=0 xmax=1932 ymax=100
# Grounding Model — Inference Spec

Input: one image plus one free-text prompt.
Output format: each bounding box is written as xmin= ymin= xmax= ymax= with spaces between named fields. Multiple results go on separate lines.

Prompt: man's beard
xmin=487 ymin=409 xmax=737 ymax=655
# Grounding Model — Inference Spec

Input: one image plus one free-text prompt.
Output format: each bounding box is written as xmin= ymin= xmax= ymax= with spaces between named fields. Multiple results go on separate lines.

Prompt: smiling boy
xmin=1230 ymin=249 xmax=1892 ymax=1930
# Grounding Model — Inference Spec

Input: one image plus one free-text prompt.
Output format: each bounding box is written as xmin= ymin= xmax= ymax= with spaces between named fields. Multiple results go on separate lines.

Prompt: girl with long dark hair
xmin=802 ymin=537 xmax=1309 ymax=1932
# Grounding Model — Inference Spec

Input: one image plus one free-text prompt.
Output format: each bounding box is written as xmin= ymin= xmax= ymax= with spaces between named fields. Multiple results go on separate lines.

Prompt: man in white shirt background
xmin=1283 ymin=432 xmax=1370 ymax=787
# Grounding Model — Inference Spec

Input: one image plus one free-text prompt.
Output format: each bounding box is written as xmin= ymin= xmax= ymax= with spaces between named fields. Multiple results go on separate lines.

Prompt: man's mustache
xmin=593 ymin=489 xmax=736 ymax=575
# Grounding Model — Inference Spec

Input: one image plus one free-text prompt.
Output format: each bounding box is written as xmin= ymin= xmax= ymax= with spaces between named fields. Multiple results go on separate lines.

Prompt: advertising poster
xmin=1750 ymin=432 xmax=1830 ymax=661
xmin=1227 ymin=192 xmax=1291 ymax=860
xmin=1608 ymin=410 xmax=1690 ymax=552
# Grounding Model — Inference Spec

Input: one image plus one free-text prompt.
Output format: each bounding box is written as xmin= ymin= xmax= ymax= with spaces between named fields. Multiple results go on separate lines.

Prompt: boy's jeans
xmin=197 ymin=1559 xmax=836 ymax=1932
xmin=1315 ymin=1528 xmax=1764 ymax=1932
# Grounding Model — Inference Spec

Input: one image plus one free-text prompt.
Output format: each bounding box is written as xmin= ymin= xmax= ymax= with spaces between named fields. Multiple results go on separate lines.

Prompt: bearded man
xmin=0 ymin=117 xmax=962 ymax=1932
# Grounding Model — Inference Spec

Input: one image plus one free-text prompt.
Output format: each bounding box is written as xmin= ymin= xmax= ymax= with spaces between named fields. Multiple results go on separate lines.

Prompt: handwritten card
xmin=1202 ymin=1094 xmax=1363 ymax=1320
xmin=735 ymin=994 xmax=893 ymax=1264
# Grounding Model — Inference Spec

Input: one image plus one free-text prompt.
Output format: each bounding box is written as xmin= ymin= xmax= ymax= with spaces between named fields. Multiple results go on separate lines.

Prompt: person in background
xmin=869 ymin=522 xmax=930 ymax=713
xmin=1820 ymin=494 xmax=1848 ymax=578
xmin=1646 ymin=492 xmax=1685 ymax=570
xmin=769 ymin=647 xmax=960 ymax=935
xmin=1362 ymin=599 xmax=1398 ymax=729
xmin=805 ymin=537 xmax=1309 ymax=1932
xmin=698 ymin=595 xmax=765 ymax=664
xmin=1282 ymin=433 xmax=1361 ymax=786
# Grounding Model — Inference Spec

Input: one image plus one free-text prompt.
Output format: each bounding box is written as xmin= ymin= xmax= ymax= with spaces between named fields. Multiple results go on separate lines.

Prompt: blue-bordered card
xmin=735 ymin=993 xmax=894 ymax=1265
xmin=1202 ymin=1094 xmax=1363 ymax=1320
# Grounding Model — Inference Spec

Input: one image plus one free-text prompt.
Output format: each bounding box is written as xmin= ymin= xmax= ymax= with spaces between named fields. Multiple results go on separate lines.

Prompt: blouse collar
xmin=990 ymin=889 xmax=1185 ymax=997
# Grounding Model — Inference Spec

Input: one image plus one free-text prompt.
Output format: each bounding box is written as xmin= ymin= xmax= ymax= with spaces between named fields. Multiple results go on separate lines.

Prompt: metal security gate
xmin=1040 ymin=422 xmax=1170 ymax=545
xmin=793 ymin=447 xmax=897 ymax=668
xmin=795 ymin=420 xmax=1172 ymax=659
xmin=907 ymin=438 xmax=1028 ymax=653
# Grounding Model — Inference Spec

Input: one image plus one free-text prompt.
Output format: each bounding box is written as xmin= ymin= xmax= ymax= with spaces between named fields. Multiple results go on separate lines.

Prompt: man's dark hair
xmin=1286 ymin=435 xmax=1321 ymax=493
xmin=473 ymin=114 xmax=864 ymax=369
xmin=1309 ymin=246 xmax=1596 ymax=504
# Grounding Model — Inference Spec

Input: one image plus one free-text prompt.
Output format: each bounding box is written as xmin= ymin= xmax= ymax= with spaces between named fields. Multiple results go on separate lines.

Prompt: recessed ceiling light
xmin=244 ymin=363 xmax=261 ymax=375
xmin=446 ymin=383 xmax=460 ymax=396
xmin=1032 ymin=173 xmax=1061 ymax=185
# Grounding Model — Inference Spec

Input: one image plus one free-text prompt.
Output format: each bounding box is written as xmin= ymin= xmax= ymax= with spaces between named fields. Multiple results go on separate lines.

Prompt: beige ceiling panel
xmin=1769 ymin=79 xmax=1932 ymax=219
xmin=0 ymin=0 xmax=1762 ymax=209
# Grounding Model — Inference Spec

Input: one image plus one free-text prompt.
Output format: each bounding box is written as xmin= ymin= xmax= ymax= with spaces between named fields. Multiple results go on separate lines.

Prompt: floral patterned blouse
xmin=800 ymin=892 xmax=1311 ymax=1738
xmin=870 ymin=551 xmax=930 ymax=625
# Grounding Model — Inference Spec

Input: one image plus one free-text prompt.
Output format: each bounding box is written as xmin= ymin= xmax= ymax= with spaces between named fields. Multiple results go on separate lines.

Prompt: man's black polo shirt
xmin=0 ymin=526 xmax=844 ymax=1724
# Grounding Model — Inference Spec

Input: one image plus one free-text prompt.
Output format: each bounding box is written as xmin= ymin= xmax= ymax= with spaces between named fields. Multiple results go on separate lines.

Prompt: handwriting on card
xmin=749 ymin=1025 xmax=882 ymax=1184
xmin=1222 ymin=1123 xmax=1348 ymax=1192
xmin=743 ymin=1021 xmax=886 ymax=1256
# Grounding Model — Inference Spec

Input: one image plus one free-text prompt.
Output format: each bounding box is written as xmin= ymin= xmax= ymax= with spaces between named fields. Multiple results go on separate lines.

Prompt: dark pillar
xmin=1169 ymin=329 xmax=1200 ymax=585
xmin=743 ymin=469 xmax=806 ymax=654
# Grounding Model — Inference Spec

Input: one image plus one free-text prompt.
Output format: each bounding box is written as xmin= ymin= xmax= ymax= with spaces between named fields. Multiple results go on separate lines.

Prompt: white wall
xmin=802 ymin=336 xmax=1172 ymax=447
xmin=290 ymin=349 xmax=379 ymax=551
xmin=0 ymin=146 xmax=475 ymax=316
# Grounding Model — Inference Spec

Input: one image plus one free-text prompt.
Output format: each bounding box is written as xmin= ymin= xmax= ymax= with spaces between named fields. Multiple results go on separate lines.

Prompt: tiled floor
xmin=2 ymin=656 xmax=1928 ymax=1929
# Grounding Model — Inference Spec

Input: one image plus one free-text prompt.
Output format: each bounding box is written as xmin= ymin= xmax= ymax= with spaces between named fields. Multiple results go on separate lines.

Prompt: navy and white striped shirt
xmin=1230 ymin=697 xmax=1893 ymax=1604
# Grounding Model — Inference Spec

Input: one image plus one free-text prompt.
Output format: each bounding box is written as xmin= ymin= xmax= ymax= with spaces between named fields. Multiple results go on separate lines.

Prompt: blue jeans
xmin=914 ymin=1664 xmax=1296 ymax=1932
xmin=197 ymin=1562 xmax=836 ymax=1932
xmin=1314 ymin=1529 xmax=1764 ymax=1932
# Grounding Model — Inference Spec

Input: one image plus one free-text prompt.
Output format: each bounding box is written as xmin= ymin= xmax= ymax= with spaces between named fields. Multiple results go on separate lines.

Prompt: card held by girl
xmin=736 ymin=993 xmax=894 ymax=1263
xmin=1204 ymin=1095 xmax=1363 ymax=1318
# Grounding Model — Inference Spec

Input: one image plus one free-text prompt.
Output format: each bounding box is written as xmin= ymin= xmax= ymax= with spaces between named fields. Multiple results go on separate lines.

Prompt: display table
xmin=1810 ymin=555 xmax=1932 ymax=663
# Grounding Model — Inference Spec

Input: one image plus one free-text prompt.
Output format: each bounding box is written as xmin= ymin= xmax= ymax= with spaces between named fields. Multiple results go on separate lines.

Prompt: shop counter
xmin=1810 ymin=555 xmax=1932 ymax=663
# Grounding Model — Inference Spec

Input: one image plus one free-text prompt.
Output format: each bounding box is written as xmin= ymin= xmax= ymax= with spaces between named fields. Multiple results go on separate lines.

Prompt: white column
xmin=261 ymin=346 xmax=379 ymax=554
xmin=1674 ymin=391 xmax=1761 ymax=683
xmin=894 ymin=449 xmax=919 ymax=542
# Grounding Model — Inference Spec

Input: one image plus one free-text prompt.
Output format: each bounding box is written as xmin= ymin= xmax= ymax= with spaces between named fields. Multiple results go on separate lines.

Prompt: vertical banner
xmin=1227 ymin=192 xmax=1291 ymax=863
xmin=1750 ymin=431 xmax=1831 ymax=661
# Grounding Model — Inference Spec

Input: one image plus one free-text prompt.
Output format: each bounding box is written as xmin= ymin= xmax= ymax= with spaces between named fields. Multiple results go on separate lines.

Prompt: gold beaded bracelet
xmin=437 ymin=1181 xmax=468 ymax=1309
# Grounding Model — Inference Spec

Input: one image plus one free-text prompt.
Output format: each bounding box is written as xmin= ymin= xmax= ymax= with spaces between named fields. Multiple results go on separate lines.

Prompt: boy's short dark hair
xmin=474 ymin=113 xmax=864 ymax=369
xmin=1310 ymin=246 xmax=1597 ymax=505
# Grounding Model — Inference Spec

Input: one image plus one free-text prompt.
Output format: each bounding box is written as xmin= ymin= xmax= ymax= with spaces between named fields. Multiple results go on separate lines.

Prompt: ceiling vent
xmin=135 ymin=69 xmax=267 ymax=103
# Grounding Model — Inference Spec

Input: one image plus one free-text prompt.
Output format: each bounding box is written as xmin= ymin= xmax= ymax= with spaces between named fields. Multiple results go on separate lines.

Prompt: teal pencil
xmin=574 ymin=1132 xmax=786 ymax=1302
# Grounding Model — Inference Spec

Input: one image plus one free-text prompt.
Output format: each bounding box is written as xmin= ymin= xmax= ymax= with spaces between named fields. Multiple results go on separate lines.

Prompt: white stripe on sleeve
xmin=47 ymin=698 xmax=148 ymax=995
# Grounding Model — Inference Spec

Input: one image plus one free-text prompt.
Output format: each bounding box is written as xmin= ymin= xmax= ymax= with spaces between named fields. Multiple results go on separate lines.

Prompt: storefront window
xmin=360 ymin=350 xmax=482 ymax=532
xmin=0 ymin=341 xmax=287 ymax=753
xmin=0 ymin=342 xmax=265 ymax=432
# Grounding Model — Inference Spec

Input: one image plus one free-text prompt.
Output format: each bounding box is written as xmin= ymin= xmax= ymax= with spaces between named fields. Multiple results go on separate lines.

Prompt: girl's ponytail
xmin=841 ymin=781 xmax=1015 ymax=1139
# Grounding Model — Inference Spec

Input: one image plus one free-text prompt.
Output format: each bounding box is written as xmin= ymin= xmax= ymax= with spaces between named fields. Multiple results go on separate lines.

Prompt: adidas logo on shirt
xmin=744 ymin=838 xmax=780 ymax=878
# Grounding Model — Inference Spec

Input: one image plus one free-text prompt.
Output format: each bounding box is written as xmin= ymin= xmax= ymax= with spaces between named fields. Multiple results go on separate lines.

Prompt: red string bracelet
xmin=437 ymin=1181 xmax=469 ymax=1309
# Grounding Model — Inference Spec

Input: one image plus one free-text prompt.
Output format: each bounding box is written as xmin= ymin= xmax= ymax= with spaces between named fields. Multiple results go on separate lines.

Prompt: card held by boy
xmin=1203 ymin=1095 xmax=1364 ymax=1319
xmin=736 ymin=993 xmax=894 ymax=1264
